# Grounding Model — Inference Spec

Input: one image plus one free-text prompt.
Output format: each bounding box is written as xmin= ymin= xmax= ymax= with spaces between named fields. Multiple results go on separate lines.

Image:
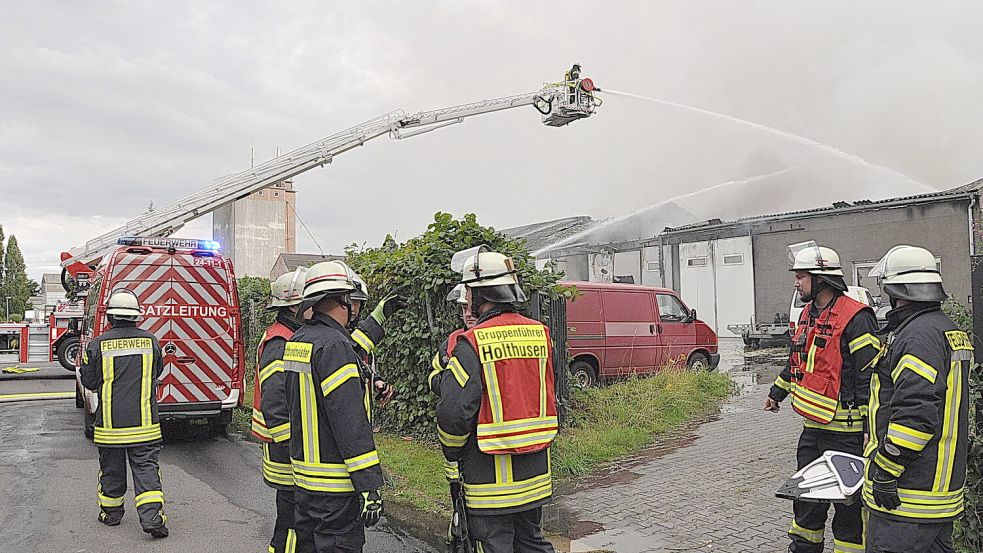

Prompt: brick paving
xmin=548 ymin=342 xmax=838 ymax=553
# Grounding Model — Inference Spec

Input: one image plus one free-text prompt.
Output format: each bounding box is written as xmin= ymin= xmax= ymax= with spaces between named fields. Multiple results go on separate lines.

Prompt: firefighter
xmin=863 ymin=246 xmax=970 ymax=553
xmin=348 ymin=272 xmax=404 ymax=409
xmin=764 ymin=243 xmax=881 ymax=553
xmin=251 ymin=268 xmax=308 ymax=553
xmin=79 ymin=288 xmax=168 ymax=539
xmin=436 ymin=250 xmax=558 ymax=553
xmin=283 ymin=261 xmax=384 ymax=553
xmin=564 ymin=63 xmax=582 ymax=105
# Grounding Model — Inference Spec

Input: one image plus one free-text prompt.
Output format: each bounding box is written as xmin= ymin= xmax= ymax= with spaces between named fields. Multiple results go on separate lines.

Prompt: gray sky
xmin=3 ymin=1 xmax=983 ymax=281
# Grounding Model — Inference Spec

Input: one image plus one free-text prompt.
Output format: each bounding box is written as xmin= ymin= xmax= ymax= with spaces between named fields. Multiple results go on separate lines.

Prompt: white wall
xmin=677 ymin=237 xmax=755 ymax=336
xmin=613 ymin=250 xmax=641 ymax=283
xmin=679 ymin=241 xmax=715 ymax=330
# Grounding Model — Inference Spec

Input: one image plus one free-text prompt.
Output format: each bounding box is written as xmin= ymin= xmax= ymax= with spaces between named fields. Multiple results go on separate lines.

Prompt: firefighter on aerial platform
xmin=764 ymin=243 xmax=881 ymax=553
xmin=564 ymin=63 xmax=582 ymax=106
xmin=251 ymin=268 xmax=308 ymax=553
xmin=862 ymin=246 xmax=970 ymax=553
xmin=80 ymin=289 xmax=169 ymax=539
xmin=283 ymin=261 xmax=386 ymax=553
xmin=436 ymin=249 xmax=558 ymax=553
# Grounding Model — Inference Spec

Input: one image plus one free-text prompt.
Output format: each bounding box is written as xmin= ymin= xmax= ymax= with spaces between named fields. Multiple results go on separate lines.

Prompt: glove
xmin=871 ymin=467 xmax=901 ymax=511
xmin=370 ymin=288 xmax=408 ymax=324
xmin=358 ymin=490 xmax=383 ymax=527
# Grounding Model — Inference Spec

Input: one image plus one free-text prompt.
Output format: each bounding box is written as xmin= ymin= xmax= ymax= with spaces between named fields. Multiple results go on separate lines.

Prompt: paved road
xmin=0 ymin=363 xmax=435 ymax=553
xmin=548 ymin=339 xmax=837 ymax=553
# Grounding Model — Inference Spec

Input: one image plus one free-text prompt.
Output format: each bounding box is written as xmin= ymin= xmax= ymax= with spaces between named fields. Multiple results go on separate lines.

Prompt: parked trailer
xmin=727 ymin=319 xmax=791 ymax=349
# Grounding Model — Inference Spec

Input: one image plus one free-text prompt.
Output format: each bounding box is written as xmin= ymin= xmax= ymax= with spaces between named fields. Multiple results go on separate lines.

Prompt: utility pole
xmin=4 ymin=296 xmax=10 ymax=321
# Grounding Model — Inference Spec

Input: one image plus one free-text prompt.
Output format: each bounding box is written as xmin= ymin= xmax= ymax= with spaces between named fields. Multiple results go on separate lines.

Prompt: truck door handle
xmin=650 ymin=324 xmax=656 ymax=334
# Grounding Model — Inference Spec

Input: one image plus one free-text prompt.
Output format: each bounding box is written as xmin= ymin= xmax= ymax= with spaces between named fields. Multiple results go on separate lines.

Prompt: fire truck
xmin=59 ymin=65 xmax=600 ymax=435
xmin=50 ymin=301 xmax=85 ymax=370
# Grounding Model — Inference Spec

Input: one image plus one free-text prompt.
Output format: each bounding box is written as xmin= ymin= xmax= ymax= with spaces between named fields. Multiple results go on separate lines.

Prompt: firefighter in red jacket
xmin=863 ymin=246 xmax=970 ymax=553
xmin=251 ymin=268 xmax=308 ymax=553
xmin=765 ymin=243 xmax=881 ymax=553
xmin=436 ymin=249 xmax=557 ymax=553
xmin=283 ymin=261 xmax=385 ymax=553
xmin=80 ymin=289 xmax=168 ymax=539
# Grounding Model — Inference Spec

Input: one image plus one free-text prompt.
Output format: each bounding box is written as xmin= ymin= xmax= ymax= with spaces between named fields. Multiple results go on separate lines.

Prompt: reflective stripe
xmin=447 ymin=357 xmax=469 ymax=388
xmin=805 ymin=342 xmax=819 ymax=374
xmin=482 ymin=361 xmax=504 ymax=423
xmin=874 ymin=451 xmax=905 ymax=478
xmin=135 ymin=490 xmax=164 ymax=507
xmin=98 ymin=493 xmax=125 ymax=508
xmin=788 ymin=520 xmax=823 ymax=543
xmin=464 ymin=472 xmax=552 ymax=509
xmin=286 ymin=529 xmax=297 ymax=553
xmin=438 ymin=425 xmax=469 ymax=448
xmin=443 ymin=459 xmax=460 ymax=481
xmin=291 ymin=460 xmax=356 ymax=493
xmin=791 ymin=390 xmax=837 ymax=423
xmin=94 ymin=424 xmax=162 ymax=445
xmin=351 ymin=329 xmax=375 ymax=353
xmin=292 ymin=474 xmax=356 ymax=493
xmin=298 ymin=373 xmax=320 ymax=463
xmin=803 ymin=406 xmax=863 ymax=433
xmin=887 ymin=422 xmax=932 ymax=451
xmin=863 ymin=483 xmax=964 ymax=519
xmin=292 ymin=460 xmax=350 ymax=476
xmin=141 ymin=351 xmax=152 ymax=427
xmin=477 ymin=416 xmax=559 ymax=437
xmin=252 ymin=409 xmax=272 ymax=439
xmin=538 ymin=358 xmax=547 ymax=417
xmin=477 ymin=429 xmax=557 ymax=453
xmin=262 ymin=444 xmax=295 ymax=487
xmin=259 ymin=360 xmax=285 ymax=384
xmin=427 ymin=368 xmax=441 ymax=390
xmin=773 ymin=376 xmax=792 ymax=392
xmin=320 ymin=364 xmax=359 ymax=396
xmin=833 ymin=539 xmax=864 ymax=553
xmin=934 ymin=358 xmax=963 ymax=491
xmin=865 ymin=373 xmax=882 ymax=457
xmin=848 ymin=333 xmax=880 ymax=354
xmin=892 ymin=354 xmax=938 ymax=384
xmin=268 ymin=422 xmax=291 ymax=443
xmin=431 ymin=353 xmax=443 ymax=372
xmin=101 ymin=355 xmax=114 ymax=429
xmin=344 ymin=450 xmax=380 ymax=473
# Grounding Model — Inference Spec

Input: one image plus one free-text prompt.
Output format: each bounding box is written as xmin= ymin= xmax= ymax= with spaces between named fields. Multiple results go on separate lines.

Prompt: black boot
xmin=145 ymin=525 xmax=169 ymax=539
xmin=99 ymin=510 xmax=123 ymax=526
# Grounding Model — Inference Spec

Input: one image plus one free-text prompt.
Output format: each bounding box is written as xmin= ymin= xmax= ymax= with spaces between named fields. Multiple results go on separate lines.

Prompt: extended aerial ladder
xmin=60 ymin=65 xmax=601 ymax=291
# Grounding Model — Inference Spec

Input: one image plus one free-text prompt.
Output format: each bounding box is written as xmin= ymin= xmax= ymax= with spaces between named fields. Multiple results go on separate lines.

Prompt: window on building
xmin=687 ymin=257 xmax=707 ymax=268
xmin=646 ymin=261 xmax=659 ymax=272
xmin=723 ymin=254 xmax=744 ymax=265
xmin=274 ymin=191 xmax=280 ymax=198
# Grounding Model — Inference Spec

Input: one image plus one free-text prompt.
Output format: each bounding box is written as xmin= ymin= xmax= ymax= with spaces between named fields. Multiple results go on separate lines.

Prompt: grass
xmin=376 ymin=367 xmax=732 ymax=515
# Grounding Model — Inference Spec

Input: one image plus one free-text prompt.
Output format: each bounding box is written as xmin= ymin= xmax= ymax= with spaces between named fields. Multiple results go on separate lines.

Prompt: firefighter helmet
xmin=268 ymin=267 xmax=308 ymax=309
xmin=106 ymin=289 xmax=141 ymax=320
xmin=303 ymin=260 xmax=357 ymax=299
xmin=788 ymin=242 xmax=844 ymax=277
xmin=869 ymin=245 xmax=946 ymax=302
xmin=460 ymin=250 xmax=527 ymax=304
xmin=351 ymin=272 xmax=369 ymax=303
xmin=446 ymin=283 xmax=468 ymax=305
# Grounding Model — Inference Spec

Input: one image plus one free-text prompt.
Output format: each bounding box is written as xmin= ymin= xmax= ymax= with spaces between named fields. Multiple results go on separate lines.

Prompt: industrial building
xmin=212 ymin=180 xmax=297 ymax=277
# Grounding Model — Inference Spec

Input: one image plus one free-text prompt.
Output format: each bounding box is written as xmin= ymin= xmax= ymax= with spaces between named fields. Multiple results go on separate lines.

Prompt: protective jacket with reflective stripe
xmin=251 ymin=316 xmax=297 ymax=443
xmin=436 ymin=307 xmax=554 ymax=514
xmin=770 ymin=294 xmax=880 ymax=432
xmin=283 ymin=313 xmax=383 ymax=495
xmin=863 ymin=304 xmax=971 ymax=522
xmin=429 ymin=330 xmax=466 ymax=395
xmin=80 ymin=324 xmax=163 ymax=447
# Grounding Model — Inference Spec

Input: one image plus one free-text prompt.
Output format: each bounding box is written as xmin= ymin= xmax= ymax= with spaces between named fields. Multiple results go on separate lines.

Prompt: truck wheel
xmin=75 ymin=385 xmax=84 ymax=409
xmin=687 ymin=352 xmax=710 ymax=371
xmin=570 ymin=360 xmax=597 ymax=390
xmin=57 ymin=337 xmax=81 ymax=371
xmin=206 ymin=411 xmax=232 ymax=436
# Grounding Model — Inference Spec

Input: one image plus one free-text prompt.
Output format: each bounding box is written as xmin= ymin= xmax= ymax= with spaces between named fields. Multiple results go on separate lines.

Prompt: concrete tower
xmin=212 ymin=180 xmax=297 ymax=277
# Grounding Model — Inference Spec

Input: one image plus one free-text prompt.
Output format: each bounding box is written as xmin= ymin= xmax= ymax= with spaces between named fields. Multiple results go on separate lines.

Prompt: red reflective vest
xmin=789 ymin=295 xmax=866 ymax=424
xmin=461 ymin=313 xmax=557 ymax=455
xmin=250 ymin=322 xmax=294 ymax=442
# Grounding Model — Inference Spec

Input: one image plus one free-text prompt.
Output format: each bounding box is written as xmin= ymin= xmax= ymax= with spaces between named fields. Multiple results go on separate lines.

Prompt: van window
xmin=656 ymin=294 xmax=689 ymax=322
xmin=567 ymin=290 xmax=602 ymax=321
xmin=603 ymin=291 xmax=652 ymax=322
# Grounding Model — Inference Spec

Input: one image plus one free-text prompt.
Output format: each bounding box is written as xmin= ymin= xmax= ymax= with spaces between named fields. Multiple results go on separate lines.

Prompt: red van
xmin=562 ymin=281 xmax=720 ymax=387
xmin=75 ymin=236 xmax=245 ymax=436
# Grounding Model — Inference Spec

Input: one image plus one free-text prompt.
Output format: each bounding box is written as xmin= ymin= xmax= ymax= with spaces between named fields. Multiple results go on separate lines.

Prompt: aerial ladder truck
xmin=51 ymin=65 xmax=602 ymax=369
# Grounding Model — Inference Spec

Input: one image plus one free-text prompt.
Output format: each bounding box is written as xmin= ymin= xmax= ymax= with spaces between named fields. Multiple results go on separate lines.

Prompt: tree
xmin=28 ymin=278 xmax=41 ymax=297
xmin=4 ymin=236 xmax=30 ymax=320
xmin=0 ymin=224 xmax=5 ymax=309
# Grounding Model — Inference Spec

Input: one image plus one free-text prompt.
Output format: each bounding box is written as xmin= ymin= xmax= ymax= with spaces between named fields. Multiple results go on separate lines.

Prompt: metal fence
xmin=526 ymin=291 xmax=570 ymax=425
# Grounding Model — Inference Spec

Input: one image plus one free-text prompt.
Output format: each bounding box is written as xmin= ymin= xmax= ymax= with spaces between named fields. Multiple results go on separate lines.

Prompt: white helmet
xmin=268 ymin=267 xmax=308 ymax=309
xmin=302 ymin=260 xmax=357 ymax=299
xmin=446 ymin=283 xmax=468 ymax=305
xmin=456 ymin=248 xmax=527 ymax=305
xmin=870 ymin=245 xmax=946 ymax=302
xmin=106 ymin=289 xmax=141 ymax=320
xmin=351 ymin=273 xmax=369 ymax=303
xmin=788 ymin=242 xmax=844 ymax=277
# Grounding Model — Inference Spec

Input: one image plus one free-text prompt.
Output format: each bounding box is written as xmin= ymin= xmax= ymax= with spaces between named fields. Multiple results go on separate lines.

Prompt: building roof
xmin=500 ymin=216 xmax=598 ymax=252
xmin=272 ymin=253 xmax=344 ymax=274
xmin=663 ymin=177 xmax=983 ymax=235
xmin=41 ymin=273 xmax=61 ymax=285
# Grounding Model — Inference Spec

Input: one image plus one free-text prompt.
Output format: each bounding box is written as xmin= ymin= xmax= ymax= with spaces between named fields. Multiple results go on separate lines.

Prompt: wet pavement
xmin=0 ymin=362 xmax=435 ymax=553
xmin=546 ymin=338 xmax=839 ymax=553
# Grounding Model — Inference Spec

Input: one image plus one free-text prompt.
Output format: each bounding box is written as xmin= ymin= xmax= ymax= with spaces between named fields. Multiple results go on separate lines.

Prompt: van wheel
xmin=688 ymin=352 xmax=711 ymax=371
xmin=57 ymin=337 xmax=81 ymax=371
xmin=570 ymin=360 xmax=597 ymax=390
